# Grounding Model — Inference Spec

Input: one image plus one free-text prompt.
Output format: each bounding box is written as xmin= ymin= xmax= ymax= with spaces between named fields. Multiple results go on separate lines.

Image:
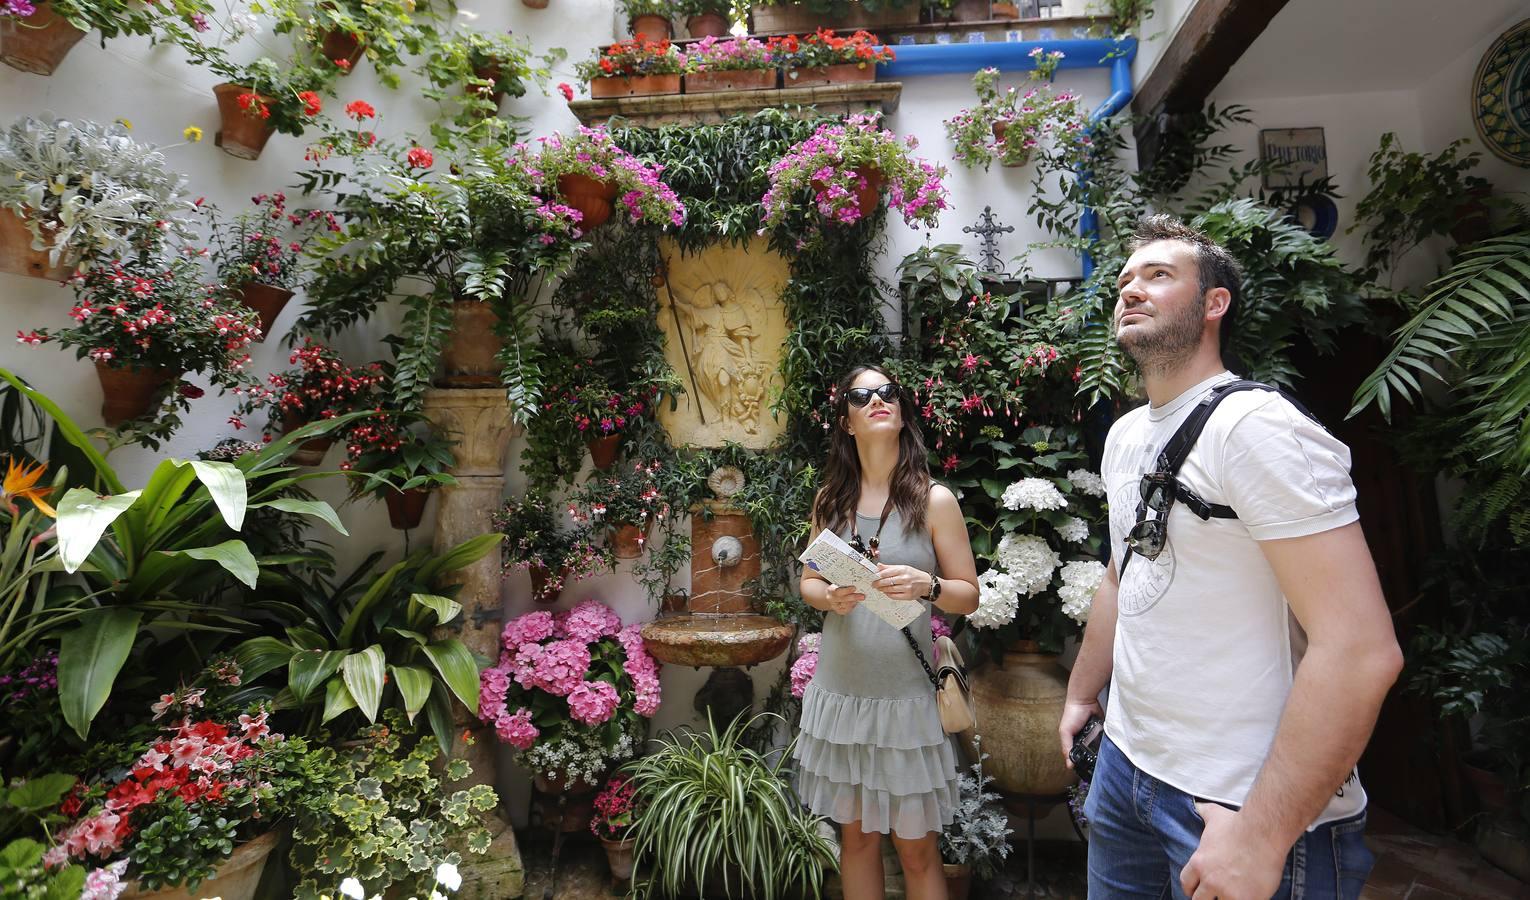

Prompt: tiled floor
xmin=517 ymin=807 xmax=1529 ymax=899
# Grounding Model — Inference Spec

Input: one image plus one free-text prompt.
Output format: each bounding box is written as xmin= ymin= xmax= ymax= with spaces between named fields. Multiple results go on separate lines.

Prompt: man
xmin=1058 ymin=215 xmax=1402 ymax=899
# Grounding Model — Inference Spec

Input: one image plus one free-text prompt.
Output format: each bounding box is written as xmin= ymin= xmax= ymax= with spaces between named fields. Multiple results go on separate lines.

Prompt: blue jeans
xmin=1084 ymin=735 xmax=1375 ymax=899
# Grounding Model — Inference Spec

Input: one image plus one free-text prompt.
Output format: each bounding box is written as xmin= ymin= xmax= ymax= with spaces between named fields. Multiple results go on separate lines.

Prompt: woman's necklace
xmin=849 ymin=496 xmax=894 ymax=562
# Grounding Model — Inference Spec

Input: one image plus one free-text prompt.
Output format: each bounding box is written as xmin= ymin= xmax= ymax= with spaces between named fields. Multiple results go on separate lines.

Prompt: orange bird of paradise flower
xmin=2 ymin=457 xmax=56 ymax=518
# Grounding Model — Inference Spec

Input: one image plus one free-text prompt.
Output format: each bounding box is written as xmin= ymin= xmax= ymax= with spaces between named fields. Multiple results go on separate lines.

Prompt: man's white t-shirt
xmin=1102 ymin=371 xmax=1367 ymax=827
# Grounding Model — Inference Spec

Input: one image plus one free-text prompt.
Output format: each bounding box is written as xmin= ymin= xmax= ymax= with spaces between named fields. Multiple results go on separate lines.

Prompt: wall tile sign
xmin=1259 ymin=127 xmax=1328 ymax=189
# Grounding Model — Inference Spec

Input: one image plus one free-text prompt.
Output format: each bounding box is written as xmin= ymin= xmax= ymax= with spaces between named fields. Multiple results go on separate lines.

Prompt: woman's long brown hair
xmin=812 ymin=364 xmax=932 ymax=538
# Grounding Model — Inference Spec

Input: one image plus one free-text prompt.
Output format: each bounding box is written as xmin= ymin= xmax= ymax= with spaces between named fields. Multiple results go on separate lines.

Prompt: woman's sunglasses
xmin=846 ymin=383 xmax=901 ymax=408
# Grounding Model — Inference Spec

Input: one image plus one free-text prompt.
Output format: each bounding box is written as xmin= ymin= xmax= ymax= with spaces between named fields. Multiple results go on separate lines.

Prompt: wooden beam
xmin=1132 ymin=0 xmax=1291 ymax=166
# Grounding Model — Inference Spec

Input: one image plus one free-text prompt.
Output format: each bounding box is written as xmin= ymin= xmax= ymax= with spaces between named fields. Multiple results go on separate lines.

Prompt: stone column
xmin=422 ymin=387 xmax=522 ymax=899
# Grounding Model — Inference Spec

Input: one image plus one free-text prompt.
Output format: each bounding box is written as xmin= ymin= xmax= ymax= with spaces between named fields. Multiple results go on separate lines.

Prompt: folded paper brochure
xmin=798 ymin=530 xmax=924 ymax=630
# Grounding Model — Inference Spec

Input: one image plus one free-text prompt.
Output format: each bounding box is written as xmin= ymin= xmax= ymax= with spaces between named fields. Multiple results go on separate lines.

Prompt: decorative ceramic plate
xmin=1473 ymin=17 xmax=1530 ymax=167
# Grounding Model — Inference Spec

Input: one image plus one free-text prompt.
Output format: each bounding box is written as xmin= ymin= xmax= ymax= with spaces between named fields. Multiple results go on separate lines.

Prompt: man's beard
xmin=1116 ymin=296 xmax=1205 ymax=377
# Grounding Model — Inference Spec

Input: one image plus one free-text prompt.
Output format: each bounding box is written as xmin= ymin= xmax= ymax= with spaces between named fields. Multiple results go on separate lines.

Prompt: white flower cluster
xmin=1067 ymin=469 xmax=1106 ymax=498
xmin=1001 ymin=477 xmax=1068 ymax=512
xmin=524 ymin=726 xmax=635 ymax=787
xmin=970 ymin=534 xmax=1060 ymax=629
xmin=1057 ymin=515 xmax=1089 ymax=543
xmin=1057 ymin=560 xmax=1106 ymax=625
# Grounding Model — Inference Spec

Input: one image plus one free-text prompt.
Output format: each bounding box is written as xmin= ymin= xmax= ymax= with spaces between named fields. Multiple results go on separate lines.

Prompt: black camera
xmin=1068 ymin=714 xmax=1105 ymax=782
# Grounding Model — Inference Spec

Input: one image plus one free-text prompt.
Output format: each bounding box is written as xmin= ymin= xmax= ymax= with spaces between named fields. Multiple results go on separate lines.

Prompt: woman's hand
xmin=825 ymin=583 xmax=865 ymax=616
xmin=872 ymin=565 xmax=934 ymax=602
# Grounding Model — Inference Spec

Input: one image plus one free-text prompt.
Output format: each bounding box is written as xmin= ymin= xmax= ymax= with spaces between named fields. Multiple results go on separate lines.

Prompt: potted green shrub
xmin=679 ymin=0 xmax=732 ymax=37
xmin=940 ymin=743 xmax=1014 ymax=900
xmin=419 ymin=30 xmax=564 ymax=151
xmin=491 ymin=492 xmax=610 ymax=604
xmin=0 ymin=116 xmax=192 ymax=279
xmin=343 ymin=410 xmax=458 ymax=530
xmin=0 ymin=0 xmax=180 ymax=75
xmin=1349 ymin=132 xmax=1496 ymax=278
xmin=622 ymin=712 xmax=837 ymax=899
xmin=620 ymin=0 xmax=673 ymax=41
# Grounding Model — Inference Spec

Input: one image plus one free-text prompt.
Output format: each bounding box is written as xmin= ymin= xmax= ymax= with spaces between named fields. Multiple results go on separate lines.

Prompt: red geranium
xmin=406 ymin=146 xmax=433 ymax=169
xmin=297 ymin=91 xmax=322 ymax=116
xmin=344 ymin=99 xmax=376 ymax=120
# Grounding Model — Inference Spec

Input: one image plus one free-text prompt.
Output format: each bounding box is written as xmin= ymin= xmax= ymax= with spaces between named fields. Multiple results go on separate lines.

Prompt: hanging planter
xmin=686 ymin=12 xmax=730 ymax=37
xmin=212 ymin=83 xmax=276 ymax=161
xmin=528 ymin=562 xmax=571 ymax=605
xmin=557 ymin=173 xmax=620 ymax=230
xmin=281 ymin=413 xmax=335 ymax=467
xmin=588 ymin=72 xmax=681 ymax=98
xmin=321 ymin=28 xmax=365 ymax=73
xmin=120 ymin=830 xmax=282 ymax=900
xmin=587 ymin=433 xmax=622 ymax=469
xmin=811 ymin=166 xmax=883 ymax=218
xmin=783 ymin=62 xmax=876 ymax=87
xmin=0 ymin=207 xmax=73 ymax=280
xmin=990 ymin=120 xmax=1028 ymax=168
xmin=608 ymin=520 xmax=651 ymax=559
xmin=383 ymin=487 xmax=430 ymax=530
xmin=685 ymin=67 xmax=777 ymax=94
xmin=437 ymin=300 xmax=503 ymax=387
xmin=521 ymin=0 xmax=550 ymax=7
xmin=630 ymin=14 xmax=671 ymax=41
xmin=95 ymin=362 xmax=175 ymax=427
xmin=236 ymin=282 xmax=294 ymax=340
xmin=0 ymin=2 xmax=86 ymax=76
xmin=465 ymin=63 xmax=507 ymax=107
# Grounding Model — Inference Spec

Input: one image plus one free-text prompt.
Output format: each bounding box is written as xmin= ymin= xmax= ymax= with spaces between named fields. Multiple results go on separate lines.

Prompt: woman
xmin=796 ymin=364 xmax=980 ymax=900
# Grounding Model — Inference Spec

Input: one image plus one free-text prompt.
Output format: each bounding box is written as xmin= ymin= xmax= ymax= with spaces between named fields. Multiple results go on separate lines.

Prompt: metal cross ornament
xmin=963 ymin=206 xmax=1015 ymax=276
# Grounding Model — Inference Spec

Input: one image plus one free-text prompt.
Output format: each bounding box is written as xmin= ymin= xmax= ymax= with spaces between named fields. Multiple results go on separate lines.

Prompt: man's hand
xmin=825 ymin=583 xmax=865 ymax=616
xmin=1058 ymin=698 xmax=1103 ymax=766
xmin=872 ymin=564 xmax=933 ymax=602
xmin=1181 ymin=804 xmax=1286 ymax=900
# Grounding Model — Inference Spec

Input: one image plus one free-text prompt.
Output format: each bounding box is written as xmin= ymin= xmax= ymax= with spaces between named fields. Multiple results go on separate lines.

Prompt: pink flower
xmin=406 ymin=146 xmax=433 ymax=169
xmin=561 ymin=598 xmax=622 ymax=643
xmin=502 ymin=610 xmax=557 ymax=648
xmin=557 ymin=82 xmax=574 ymax=101
xmin=789 ymin=652 xmax=817 ymax=698
xmin=479 ymin=665 xmax=512 ymax=722
xmin=496 ymin=707 xmax=539 ymax=750
xmin=566 ymin=679 xmax=619 ymax=725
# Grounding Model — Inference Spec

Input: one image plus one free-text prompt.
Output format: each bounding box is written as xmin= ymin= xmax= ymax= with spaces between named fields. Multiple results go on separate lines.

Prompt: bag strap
xmin=901 ymin=626 xmax=940 ymax=690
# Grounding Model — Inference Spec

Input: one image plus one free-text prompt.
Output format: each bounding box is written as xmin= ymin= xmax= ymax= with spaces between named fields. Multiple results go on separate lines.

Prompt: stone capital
xmin=422 ymin=388 xmax=519 ymax=477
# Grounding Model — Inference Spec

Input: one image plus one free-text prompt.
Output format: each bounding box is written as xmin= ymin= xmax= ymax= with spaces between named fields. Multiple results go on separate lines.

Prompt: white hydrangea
xmin=1057 ymin=515 xmax=1089 ymax=543
xmin=996 ymin=533 xmax=1060 ymax=596
xmin=797 ymin=632 xmax=821 ymax=654
xmin=970 ymin=568 xmax=1020 ymax=629
xmin=1001 ymin=477 xmax=1068 ymax=512
xmin=229 ymin=11 xmax=261 ymax=36
xmin=1057 ymin=560 xmax=1106 ymax=625
xmin=1067 ymin=469 xmax=1106 ymax=498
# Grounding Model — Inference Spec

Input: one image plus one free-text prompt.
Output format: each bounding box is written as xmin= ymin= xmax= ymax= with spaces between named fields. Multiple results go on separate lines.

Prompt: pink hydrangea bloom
xmin=496 ymin=707 xmax=539 ymax=750
xmin=567 ymin=679 xmax=620 ymax=726
xmin=479 ymin=665 xmax=512 ymax=722
xmin=532 ymin=638 xmax=592 ymax=697
xmin=789 ymin=652 xmax=818 ymax=698
xmin=797 ymin=632 xmax=821 ymax=654
xmin=502 ymin=610 xmax=557 ymax=648
xmin=617 ymin=624 xmax=662 ymax=716
xmin=561 ymin=598 xmax=623 ymax=644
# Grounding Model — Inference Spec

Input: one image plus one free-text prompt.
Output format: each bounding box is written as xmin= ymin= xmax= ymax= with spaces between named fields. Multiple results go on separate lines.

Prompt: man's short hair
xmin=1127 ymin=214 xmax=1242 ymax=362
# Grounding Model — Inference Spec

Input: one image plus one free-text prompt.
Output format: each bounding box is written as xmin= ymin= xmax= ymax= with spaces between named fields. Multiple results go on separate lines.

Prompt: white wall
xmin=1130 ymin=0 xmax=1196 ymax=92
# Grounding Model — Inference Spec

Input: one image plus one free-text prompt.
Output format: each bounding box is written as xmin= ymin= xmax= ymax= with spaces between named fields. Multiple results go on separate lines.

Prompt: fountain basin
xmin=640 ymin=614 xmax=794 ymax=669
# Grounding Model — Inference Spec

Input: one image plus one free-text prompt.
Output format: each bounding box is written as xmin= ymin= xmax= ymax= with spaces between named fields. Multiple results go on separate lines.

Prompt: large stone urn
xmin=962 ymin=641 xmax=1077 ymax=805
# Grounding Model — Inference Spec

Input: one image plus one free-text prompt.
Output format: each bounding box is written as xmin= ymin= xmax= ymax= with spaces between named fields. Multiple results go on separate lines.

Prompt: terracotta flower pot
xmin=783 ymin=62 xmax=876 ymax=87
xmin=631 ymin=13 xmax=671 ymax=41
xmin=212 ymin=83 xmax=276 ymax=161
xmin=436 ymin=301 xmax=504 ymax=387
xmin=991 ymin=0 xmax=1020 ymax=19
xmin=321 ymin=28 xmax=364 ymax=73
xmin=237 ymin=281 xmax=293 ymax=340
xmin=95 ymin=362 xmax=175 ymax=427
xmin=811 ymin=166 xmax=883 ymax=219
xmin=991 ymin=120 xmax=1029 ymax=168
xmin=685 ymin=67 xmax=777 ymax=94
xmin=609 ymin=520 xmax=651 ymax=559
xmin=588 ymin=72 xmax=682 ymax=99
xmin=962 ymin=640 xmax=1076 ymax=806
xmin=0 ymin=2 xmax=86 ymax=75
xmin=522 ymin=0 xmax=549 ymax=7
xmin=122 ymin=830 xmax=281 ymax=900
xmin=686 ymin=12 xmax=730 ymax=37
xmin=383 ymin=487 xmax=430 ymax=530
xmin=942 ymin=862 xmax=972 ymax=900
xmin=528 ymin=562 xmax=571 ymax=604
xmin=281 ymin=413 xmax=335 ymax=467
xmin=588 ymin=433 xmax=622 ymax=469
xmin=953 ymin=0 xmax=990 ymax=20
xmin=0 ymin=207 xmax=73 ymax=280
xmin=465 ymin=63 xmax=507 ymax=107
xmin=557 ymin=173 xmax=620 ymax=230
xmin=750 ymin=0 xmax=918 ymax=32
xmin=600 ymin=835 xmax=638 ymax=881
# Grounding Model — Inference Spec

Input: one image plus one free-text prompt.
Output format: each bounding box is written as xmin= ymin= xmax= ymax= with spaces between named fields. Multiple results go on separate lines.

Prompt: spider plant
xmin=622 ymin=711 xmax=837 ymax=899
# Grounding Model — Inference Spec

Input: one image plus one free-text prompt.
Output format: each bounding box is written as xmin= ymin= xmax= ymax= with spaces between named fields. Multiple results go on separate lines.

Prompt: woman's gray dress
xmin=793 ymin=507 xmax=960 ymax=839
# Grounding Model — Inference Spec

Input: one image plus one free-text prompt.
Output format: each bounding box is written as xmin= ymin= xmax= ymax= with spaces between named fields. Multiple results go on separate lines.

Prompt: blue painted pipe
xmin=878 ymin=37 xmax=1137 ymax=280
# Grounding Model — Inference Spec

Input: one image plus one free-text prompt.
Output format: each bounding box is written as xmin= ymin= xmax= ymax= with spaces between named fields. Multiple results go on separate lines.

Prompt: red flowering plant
xmin=228 ymin=339 xmax=384 ymax=437
xmin=22 ymin=253 xmax=261 ymax=443
xmin=522 ymin=342 xmax=661 ymax=487
xmin=199 ymin=192 xmax=319 ymax=293
xmin=479 ymin=599 xmax=662 ymax=787
xmin=589 ymin=773 xmax=644 ymax=841
xmin=40 ymin=660 xmax=318 ymax=894
xmin=341 ymin=408 xmax=459 ymax=502
xmin=573 ymin=37 xmax=686 ymax=82
xmin=174 ymin=37 xmax=335 ymax=137
xmin=771 ymin=29 xmax=894 ymax=77
xmin=571 ymin=459 xmax=673 ymax=540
